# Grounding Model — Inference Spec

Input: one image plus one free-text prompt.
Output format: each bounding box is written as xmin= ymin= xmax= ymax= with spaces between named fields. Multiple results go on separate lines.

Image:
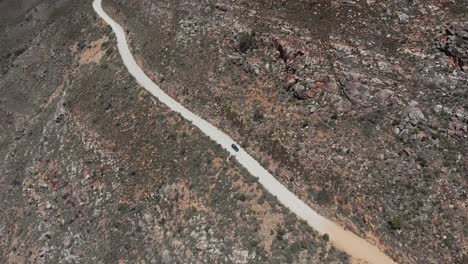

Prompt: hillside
xmin=1 ymin=0 xmax=467 ymax=263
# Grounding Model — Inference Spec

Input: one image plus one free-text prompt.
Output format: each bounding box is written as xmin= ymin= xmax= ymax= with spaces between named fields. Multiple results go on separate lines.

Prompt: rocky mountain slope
xmin=0 ymin=0 xmax=349 ymax=263
xmin=0 ymin=0 xmax=467 ymax=263
xmin=102 ymin=0 xmax=467 ymax=263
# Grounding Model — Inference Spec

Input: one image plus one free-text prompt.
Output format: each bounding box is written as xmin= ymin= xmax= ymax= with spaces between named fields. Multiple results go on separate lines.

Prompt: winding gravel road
xmin=92 ymin=0 xmax=397 ymax=263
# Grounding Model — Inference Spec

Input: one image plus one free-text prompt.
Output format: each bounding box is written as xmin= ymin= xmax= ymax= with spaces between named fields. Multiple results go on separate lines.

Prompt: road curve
xmin=92 ymin=0 xmax=397 ymax=263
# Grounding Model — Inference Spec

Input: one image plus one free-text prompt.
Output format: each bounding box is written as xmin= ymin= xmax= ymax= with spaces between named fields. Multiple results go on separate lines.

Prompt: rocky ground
xmin=102 ymin=0 xmax=468 ymax=263
xmin=0 ymin=0 xmax=350 ymax=263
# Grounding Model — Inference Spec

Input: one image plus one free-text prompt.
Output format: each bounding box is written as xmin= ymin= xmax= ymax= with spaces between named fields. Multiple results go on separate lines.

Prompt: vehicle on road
xmin=231 ymin=144 xmax=239 ymax=152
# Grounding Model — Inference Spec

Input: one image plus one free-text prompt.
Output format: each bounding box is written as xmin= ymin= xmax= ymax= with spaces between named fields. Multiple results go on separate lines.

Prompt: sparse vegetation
xmin=1 ymin=0 xmax=466 ymax=263
xmin=388 ymin=216 xmax=403 ymax=230
xmin=238 ymin=31 xmax=256 ymax=53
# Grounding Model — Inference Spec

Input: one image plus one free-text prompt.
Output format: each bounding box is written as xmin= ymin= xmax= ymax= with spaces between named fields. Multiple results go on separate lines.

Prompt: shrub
xmin=238 ymin=32 xmax=256 ymax=53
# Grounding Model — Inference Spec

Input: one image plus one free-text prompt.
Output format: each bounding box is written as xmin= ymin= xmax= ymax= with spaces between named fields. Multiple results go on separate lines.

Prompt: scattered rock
xmin=398 ymin=13 xmax=409 ymax=24
xmin=291 ymin=83 xmax=308 ymax=100
xmin=435 ymin=21 xmax=468 ymax=70
xmin=232 ymin=249 xmax=249 ymax=264
xmin=309 ymin=105 xmax=317 ymax=114
xmin=375 ymin=89 xmax=394 ymax=105
xmin=404 ymin=102 xmax=426 ymax=125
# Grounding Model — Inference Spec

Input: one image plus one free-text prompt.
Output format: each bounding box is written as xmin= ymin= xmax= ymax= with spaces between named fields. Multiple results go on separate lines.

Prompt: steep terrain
xmin=102 ymin=0 xmax=468 ymax=263
xmin=0 ymin=0 xmax=349 ymax=263
xmin=1 ymin=0 xmax=467 ymax=263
